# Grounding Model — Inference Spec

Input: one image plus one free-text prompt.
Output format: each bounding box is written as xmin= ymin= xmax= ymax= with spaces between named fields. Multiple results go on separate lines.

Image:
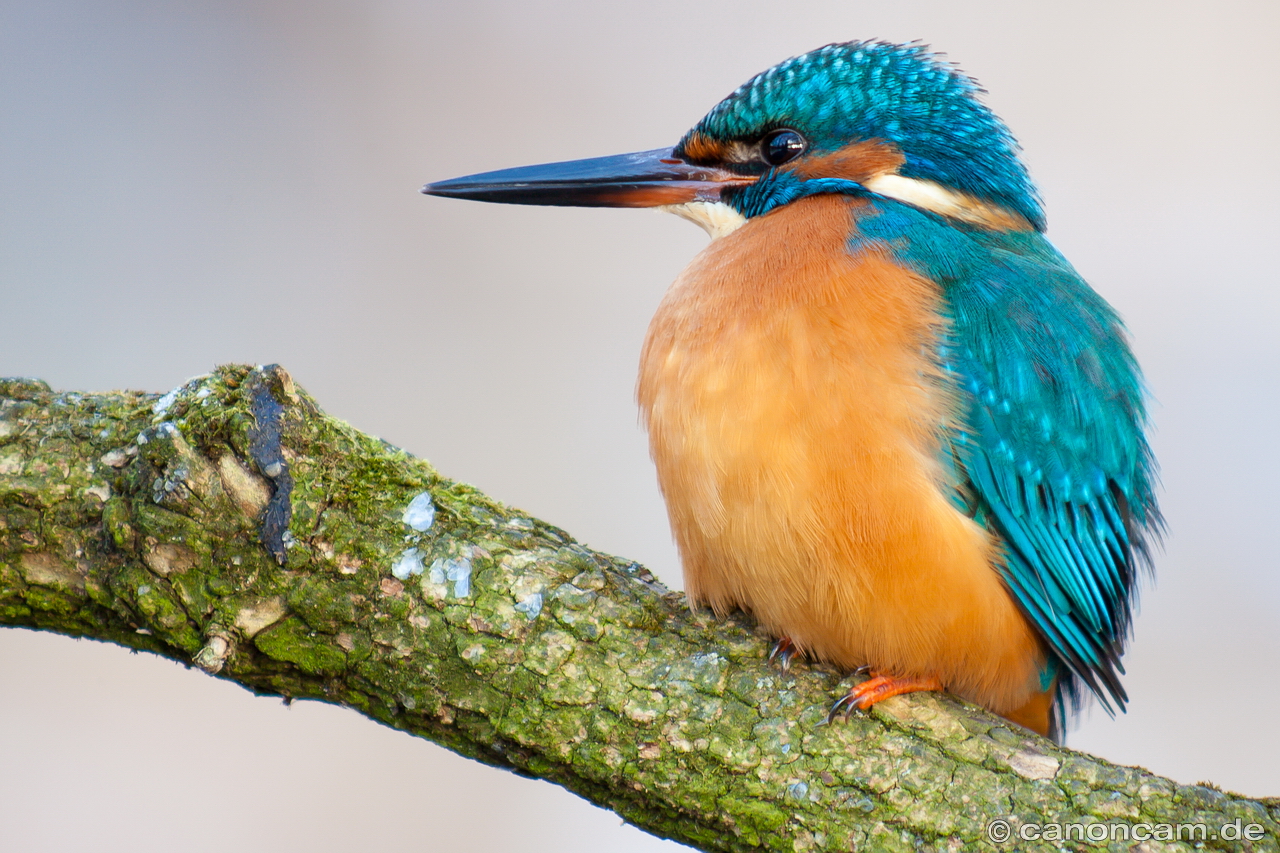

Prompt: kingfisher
xmin=422 ymin=40 xmax=1160 ymax=739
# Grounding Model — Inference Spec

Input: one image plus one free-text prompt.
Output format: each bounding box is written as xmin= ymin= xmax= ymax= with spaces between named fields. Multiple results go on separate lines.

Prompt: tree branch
xmin=1 ymin=365 xmax=1275 ymax=852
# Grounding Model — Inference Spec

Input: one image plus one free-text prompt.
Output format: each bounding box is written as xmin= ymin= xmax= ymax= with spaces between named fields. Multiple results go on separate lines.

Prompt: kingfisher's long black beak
xmin=421 ymin=147 xmax=751 ymax=208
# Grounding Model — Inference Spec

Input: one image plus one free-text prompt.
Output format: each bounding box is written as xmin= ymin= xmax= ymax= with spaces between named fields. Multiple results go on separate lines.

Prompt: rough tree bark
xmin=0 ymin=365 xmax=1275 ymax=853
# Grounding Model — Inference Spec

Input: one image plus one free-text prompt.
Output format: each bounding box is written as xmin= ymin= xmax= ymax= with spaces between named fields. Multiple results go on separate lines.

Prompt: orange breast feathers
xmin=637 ymin=194 xmax=1048 ymax=715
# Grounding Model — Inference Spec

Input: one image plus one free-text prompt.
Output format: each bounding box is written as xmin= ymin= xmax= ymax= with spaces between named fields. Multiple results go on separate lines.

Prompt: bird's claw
xmin=827 ymin=692 xmax=861 ymax=723
xmin=827 ymin=672 xmax=943 ymax=723
xmin=767 ymin=636 xmax=802 ymax=672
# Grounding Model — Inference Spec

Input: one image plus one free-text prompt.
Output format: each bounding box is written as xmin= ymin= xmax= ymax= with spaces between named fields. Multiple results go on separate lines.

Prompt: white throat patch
xmin=658 ymin=201 xmax=748 ymax=241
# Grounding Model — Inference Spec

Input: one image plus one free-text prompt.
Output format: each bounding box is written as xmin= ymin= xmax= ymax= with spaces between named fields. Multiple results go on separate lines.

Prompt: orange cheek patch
xmin=789 ymin=139 xmax=905 ymax=183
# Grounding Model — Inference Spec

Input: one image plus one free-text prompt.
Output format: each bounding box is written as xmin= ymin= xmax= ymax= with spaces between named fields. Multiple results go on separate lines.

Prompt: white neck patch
xmin=863 ymin=173 xmax=1025 ymax=230
xmin=658 ymin=201 xmax=748 ymax=241
xmin=659 ymin=175 xmax=1025 ymax=239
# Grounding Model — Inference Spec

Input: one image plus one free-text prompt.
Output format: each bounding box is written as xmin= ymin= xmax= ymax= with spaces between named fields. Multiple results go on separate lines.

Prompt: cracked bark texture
xmin=0 ymin=365 xmax=1275 ymax=853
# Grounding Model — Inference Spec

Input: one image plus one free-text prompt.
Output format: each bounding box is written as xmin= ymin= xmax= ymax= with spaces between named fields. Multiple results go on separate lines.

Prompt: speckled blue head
xmin=680 ymin=41 xmax=1045 ymax=230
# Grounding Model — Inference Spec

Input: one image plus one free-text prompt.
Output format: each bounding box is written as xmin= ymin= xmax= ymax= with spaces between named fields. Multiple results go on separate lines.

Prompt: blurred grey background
xmin=2 ymin=1 xmax=1278 ymax=850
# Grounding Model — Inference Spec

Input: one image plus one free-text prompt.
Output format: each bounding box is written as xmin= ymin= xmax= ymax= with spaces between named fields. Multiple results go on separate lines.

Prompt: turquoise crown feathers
xmin=682 ymin=41 xmax=1046 ymax=230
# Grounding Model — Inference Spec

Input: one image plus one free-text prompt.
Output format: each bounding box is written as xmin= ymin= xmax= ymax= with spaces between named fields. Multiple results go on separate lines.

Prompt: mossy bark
xmin=1 ymin=365 xmax=1275 ymax=853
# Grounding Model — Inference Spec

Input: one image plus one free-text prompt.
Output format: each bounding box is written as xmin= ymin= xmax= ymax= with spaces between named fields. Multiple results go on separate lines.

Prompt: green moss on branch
xmin=1 ymin=367 xmax=1277 ymax=853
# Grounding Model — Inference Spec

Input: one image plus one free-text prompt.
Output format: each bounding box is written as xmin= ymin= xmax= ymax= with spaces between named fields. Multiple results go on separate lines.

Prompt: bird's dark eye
xmin=762 ymin=129 xmax=806 ymax=166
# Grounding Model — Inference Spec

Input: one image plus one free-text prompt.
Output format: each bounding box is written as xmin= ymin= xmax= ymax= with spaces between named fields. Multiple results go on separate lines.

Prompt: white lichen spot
xmin=625 ymin=703 xmax=660 ymax=724
xmin=99 ymin=448 xmax=131 ymax=468
xmin=194 ymin=633 xmax=231 ymax=673
xmin=83 ymin=484 xmax=111 ymax=502
xmin=460 ymin=643 xmax=485 ymax=662
xmin=408 ymin=613 xmax=430 ymax=629
xmin=135 ymin=627 xmax=152 ymax=635
xmin=513 ymin=592 xmax=543 ymax=619
xmin=1006 ymin=749 xmax=1059 ymax=781
xmin=152 ymin=375 xmax=212 ymax=420
xmin=446 ymin=558 xmax=472 ymax=597
xmin=152 ymin=388 xmax=181 ymax=417
xmin=691 ymin=652 xmax=722 ymax=667
xmin=428 ymin=556 xmax=472 ymax=597
xmin=138 ymin=585 xmax=152 ymax=596
xmin=235 ymin=597 xmax=286 ymax=637
xmin=402 ymin=491 xmax=436 ymax=532
xmin=338 ymin=561 xmax=360 ymax=575
xmin=390 ymin=548 xmax=425 ymax=580
xmin=787 ymin=781 xmax=809 ymax=800
xmin=196 ymin=387 xmax=212 ymax=399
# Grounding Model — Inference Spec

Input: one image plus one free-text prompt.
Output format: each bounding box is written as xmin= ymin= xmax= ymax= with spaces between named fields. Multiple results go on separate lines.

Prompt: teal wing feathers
xmin=944 ymin=231 xmax=1159 ymax=715
xmin=853 ymin=201 xmax=1161 ymax=723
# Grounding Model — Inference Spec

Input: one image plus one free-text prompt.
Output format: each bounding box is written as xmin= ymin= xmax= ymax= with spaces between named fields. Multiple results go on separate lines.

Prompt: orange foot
xmin=828 ymin=672 xmax=943 ymax=722
xmin=767 ymin=636 xmax=803 ymax=672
